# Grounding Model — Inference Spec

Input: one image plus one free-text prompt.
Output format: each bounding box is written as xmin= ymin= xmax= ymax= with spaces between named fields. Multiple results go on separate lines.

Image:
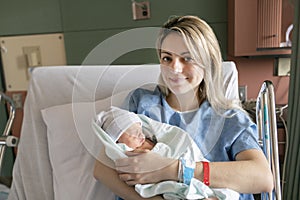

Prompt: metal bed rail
xmin=0 ymin=91 xmax=18 ymax=173
xmin=256 ymin=81 xmax=282 ymax=200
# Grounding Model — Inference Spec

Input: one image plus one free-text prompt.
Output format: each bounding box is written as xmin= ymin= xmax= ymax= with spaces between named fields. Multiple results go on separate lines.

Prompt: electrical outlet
xmin=238 ymin=86 xmax=247 ymax=102
xmin=132 ymin=1 xmax=150 ymax=20
xmin=275 ymin=57 xmax=291 ymax=76
xmin=12 ymin=93 xmax=23 ymax=109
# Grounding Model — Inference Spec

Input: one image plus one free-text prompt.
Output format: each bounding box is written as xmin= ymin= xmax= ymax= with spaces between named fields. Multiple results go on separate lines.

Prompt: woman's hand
xmin=115 ymin=149 xmax=178 ymax=185
xmin=94 ymin=159 xmax=164 ymax=200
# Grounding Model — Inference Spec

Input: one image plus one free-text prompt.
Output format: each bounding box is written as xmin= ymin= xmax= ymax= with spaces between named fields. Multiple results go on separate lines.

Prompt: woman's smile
xmin=169 ymin=75 xmax=187 ymax=84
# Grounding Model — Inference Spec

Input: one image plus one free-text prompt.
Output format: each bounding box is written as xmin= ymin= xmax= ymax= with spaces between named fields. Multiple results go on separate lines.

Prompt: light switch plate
xmin=275 ymin=57 xmax=291 ymax=76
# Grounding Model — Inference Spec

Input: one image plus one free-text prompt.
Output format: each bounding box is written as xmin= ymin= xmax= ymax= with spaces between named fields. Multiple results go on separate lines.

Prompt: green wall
xmin=0 ymin=0 xmax=228 ymax=64
xmin=0 ymin=0 xmax=62 ymax=35
xmin=0 ymin=0 xmax=228 ymax=176
xmin=61 ymin=0 xmax=228 ymax=64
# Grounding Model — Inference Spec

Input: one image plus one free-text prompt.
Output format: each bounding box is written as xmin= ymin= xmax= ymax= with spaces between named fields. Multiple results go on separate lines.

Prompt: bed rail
xmin=256 ymin=81 xmax=282 ymax=200
xmin=0 ymin=91 xmax=18 ymax=173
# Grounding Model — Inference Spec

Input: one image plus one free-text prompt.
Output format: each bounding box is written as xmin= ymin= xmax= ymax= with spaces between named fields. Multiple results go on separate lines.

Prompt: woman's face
xmin=117 ymin=123 xmax=145 ymax=149
xmin=160 ymin=33 xmax=204 ymax=95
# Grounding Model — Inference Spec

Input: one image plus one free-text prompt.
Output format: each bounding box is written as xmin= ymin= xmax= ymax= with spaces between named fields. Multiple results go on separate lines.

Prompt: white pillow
xmin=41 ymin=91 xmax=130 ymax=200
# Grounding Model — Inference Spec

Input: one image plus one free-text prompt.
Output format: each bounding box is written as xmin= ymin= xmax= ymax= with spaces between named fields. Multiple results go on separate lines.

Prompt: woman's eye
xmin=184 ymin=57 xmax=193 ymax=62
xmin=161 ymin=56 xmax=172 ymax=63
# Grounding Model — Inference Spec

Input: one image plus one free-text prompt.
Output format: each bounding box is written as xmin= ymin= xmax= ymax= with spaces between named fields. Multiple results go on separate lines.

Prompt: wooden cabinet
xmin=228 ymin=0 xmax=294 ymax=57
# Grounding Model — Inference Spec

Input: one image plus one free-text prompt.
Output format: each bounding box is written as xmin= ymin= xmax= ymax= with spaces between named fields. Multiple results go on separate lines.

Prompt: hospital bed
xmin=0 ymin=92 xmax=18 ymax=172
xmin=256 ymin=81 xmax=282 ymax=200
xmin=0 ymin=91 xmax=18 ymax=199
xmin=3 ymin=62 xmax=281 ymax=199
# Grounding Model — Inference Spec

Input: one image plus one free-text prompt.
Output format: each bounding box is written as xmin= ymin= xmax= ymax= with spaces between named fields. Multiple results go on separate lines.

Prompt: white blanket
xmin=93 ymin=114 xmax=239 ymax=200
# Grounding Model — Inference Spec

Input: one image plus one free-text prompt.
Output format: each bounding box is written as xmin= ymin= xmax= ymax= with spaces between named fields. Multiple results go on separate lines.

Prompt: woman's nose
xmin=171 ymin=58 xmax=183 ymax=73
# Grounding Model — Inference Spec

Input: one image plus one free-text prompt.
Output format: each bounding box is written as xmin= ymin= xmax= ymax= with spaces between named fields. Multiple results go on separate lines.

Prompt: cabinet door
xmin=228 ymin=0 xmax=292 ymax=57
xmin=257 ymin=0 xmax=282 ymax=49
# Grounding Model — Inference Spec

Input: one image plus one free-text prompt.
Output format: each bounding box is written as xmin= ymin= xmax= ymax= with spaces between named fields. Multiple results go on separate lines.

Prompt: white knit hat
xmin=96 ymin=106 xmax=142 ymax=142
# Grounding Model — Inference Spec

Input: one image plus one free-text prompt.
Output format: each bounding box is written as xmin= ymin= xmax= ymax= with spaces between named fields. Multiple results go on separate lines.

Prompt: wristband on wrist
xmin=177 ymin=159 xmax=183 ymax=183
xmin=202 ymin=161 xmax=210 ymax=186
xmin=181 ymin=157 xmax=195 ymax=185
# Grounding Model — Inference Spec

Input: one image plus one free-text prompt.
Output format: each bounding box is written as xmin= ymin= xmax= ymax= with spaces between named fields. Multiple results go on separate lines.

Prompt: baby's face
xmin=117 ymin=123 xmax=145 ymax=149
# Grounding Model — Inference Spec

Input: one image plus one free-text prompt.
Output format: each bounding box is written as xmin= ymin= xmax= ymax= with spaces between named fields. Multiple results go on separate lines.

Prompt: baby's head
xmin=96 ymin=106 xmax=145 ymax=149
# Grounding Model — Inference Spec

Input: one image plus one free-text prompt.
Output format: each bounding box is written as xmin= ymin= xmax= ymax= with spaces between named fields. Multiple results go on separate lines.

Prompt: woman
xmin=94 ymin=15 xmax=273 ymax=200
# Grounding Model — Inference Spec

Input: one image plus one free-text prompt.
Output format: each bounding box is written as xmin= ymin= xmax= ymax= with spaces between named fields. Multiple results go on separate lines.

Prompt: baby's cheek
xmin=131 ymin=139 xmax=142 ymax=149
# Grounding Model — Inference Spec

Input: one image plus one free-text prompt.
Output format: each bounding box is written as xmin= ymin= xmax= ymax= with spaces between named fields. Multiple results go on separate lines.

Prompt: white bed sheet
xmin=8 ymin=62 xmax=239 ymax=200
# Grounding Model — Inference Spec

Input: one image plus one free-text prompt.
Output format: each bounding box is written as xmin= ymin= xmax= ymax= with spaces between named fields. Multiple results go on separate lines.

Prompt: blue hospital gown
xmin=121 ymin=86 xmax=261 ymax=200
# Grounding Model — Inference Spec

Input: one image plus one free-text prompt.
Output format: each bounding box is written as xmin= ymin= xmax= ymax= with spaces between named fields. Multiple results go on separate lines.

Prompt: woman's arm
xmin=93 ymin=160 xmax=163 ymax=200
xmin=116 ymin=149 xmax=273 ymax=194
xmin=195 ymin=149 xmax=274 ymax=193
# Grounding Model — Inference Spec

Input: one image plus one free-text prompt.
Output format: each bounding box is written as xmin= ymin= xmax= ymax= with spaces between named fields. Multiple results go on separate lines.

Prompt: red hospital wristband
xmin=202 ymin=161 xmax=210 ymax=186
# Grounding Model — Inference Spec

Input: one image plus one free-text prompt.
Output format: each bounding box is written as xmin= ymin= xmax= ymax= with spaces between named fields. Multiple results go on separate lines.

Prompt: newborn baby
xmin=96 ymin=106 xmax=157 ymax=150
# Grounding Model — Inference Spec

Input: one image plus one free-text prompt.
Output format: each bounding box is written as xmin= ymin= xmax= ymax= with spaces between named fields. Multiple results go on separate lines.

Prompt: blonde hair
xmin=156 ymin=15 xmax=243 ymax=114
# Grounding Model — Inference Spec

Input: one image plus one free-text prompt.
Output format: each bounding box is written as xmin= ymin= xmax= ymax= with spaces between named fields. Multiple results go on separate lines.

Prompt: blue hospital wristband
xmin=180 ymin=157 xmax=195 ymax=185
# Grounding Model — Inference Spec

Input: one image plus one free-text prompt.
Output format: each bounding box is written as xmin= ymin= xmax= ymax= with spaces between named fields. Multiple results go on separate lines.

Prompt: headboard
xmin=8 ymin=62 xmax=239 ymax=200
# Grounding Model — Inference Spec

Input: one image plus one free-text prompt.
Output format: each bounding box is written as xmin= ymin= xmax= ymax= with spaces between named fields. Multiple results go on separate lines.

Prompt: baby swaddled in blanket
xmin=92 ymin=106 xmax=239 ymax=200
